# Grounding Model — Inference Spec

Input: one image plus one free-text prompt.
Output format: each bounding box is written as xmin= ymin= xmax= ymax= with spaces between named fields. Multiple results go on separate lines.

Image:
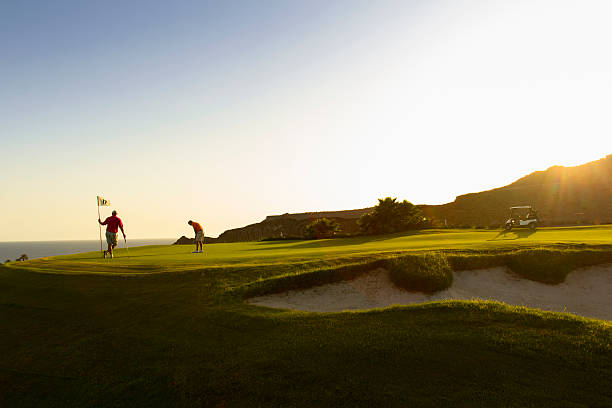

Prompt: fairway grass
xmin=1 ymin=226 xmax=612 ymax=407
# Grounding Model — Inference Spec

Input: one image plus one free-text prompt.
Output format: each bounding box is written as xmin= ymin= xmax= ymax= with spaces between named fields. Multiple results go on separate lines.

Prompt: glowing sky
xmin=1 ymin=0 xmax=610 ymax=241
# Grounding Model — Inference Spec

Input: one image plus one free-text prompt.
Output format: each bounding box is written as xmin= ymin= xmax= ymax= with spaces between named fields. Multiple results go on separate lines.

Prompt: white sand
xmin=246 ymin=265 xmax=612 ymax=320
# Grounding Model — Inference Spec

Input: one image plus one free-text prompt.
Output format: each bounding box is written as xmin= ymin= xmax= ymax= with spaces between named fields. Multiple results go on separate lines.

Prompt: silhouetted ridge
xmin=209 ymin=154 xmax=611 ymax=242
xmin=422 ymin=154 xmax=612 ymax=227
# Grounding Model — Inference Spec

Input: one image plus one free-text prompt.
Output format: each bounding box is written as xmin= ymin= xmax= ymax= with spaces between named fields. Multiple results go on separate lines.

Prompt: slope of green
xmin=1 ymin=225 xmax=612 ymax=407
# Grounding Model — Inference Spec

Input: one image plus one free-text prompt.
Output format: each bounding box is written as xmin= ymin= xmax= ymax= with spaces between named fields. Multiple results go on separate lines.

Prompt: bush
xmin=388 ymin=254 xmax=453 ymax=293
xmin=304 ymin=218 xmax=340 ymax=239
xmin=358 ymin=197 xmax=426 ymax=235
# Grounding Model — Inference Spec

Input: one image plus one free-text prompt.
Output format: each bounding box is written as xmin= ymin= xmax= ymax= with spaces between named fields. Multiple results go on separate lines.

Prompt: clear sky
xmin=1 ymin=0 xmax=610 ymax=241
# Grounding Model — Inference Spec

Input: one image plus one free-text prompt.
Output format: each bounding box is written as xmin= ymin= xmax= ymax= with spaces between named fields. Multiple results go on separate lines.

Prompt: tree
xmin=16 ymin=254 xmax=28 ymax=262
xmin=358 ymin=197 xmax=425 ymax=234
xmin=304 ymin=218 xmax=340 ymax=239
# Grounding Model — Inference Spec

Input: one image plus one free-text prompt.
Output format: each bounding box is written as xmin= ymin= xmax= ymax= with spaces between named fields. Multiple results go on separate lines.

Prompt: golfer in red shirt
xmin=98 ymin=210 xmax=126 ymax=258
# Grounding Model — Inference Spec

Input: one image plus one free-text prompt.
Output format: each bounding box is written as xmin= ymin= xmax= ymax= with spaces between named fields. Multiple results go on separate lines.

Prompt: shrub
xmin=358 ymin=197 xmax=426 ymax=235
xmin=304 ymin=218 xmax=340 ymax=239
xmin=388 ymin=253 xmax=453 ymax=293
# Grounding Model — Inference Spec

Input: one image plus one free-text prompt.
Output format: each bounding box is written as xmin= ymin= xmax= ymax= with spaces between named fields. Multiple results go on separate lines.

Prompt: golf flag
xmin=97 ymin=196 xmax=111 ymax=206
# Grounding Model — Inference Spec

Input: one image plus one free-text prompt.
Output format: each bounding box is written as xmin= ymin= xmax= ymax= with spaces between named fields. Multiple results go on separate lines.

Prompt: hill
xmin=421 ymin=154 xmax=612 ymax=227
xmin=216 ymin=208 xmax=373 ymax=242
xmin=213 ymin=155 xmax=611 ymax=242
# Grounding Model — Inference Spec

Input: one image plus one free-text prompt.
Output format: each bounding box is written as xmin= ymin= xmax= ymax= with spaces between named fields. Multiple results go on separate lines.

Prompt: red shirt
xmin=191 ymin=222 xmax=203 ymax=233
xmin=101 ymin=215 xmax=124 ymax=233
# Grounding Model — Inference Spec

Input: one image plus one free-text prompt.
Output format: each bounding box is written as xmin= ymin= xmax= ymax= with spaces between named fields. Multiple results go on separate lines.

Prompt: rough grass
xmin=448 ymin=247 xmax=612 ymax=284
xmin=388 ymin=253 xmax=452 ymax=292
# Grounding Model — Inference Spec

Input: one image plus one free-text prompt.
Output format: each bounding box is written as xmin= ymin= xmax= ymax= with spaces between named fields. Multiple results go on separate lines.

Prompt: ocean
xmin=0 ymin=239 xmax=174 ymax=261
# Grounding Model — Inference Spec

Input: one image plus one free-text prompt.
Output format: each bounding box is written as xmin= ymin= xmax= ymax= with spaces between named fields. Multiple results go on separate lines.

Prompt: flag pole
xmin=124 ymin=236 xmax=130 ymax=258
xmin=97 ymin=197 xmax=103 ymax=255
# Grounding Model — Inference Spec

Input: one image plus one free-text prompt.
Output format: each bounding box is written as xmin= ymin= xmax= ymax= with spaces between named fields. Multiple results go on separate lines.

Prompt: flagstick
xmin=97 ymin=201 xmax=103 ymax=256
xmin=124 ymin=237 xmax=130 ymax=258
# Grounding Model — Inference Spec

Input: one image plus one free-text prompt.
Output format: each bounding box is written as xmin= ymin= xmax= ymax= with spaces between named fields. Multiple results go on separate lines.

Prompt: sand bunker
xmin=247 ymin=264 xmax=612 ymax=320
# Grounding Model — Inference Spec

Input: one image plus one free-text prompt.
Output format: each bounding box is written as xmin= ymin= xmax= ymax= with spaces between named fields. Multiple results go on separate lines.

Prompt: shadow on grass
xmin=247 ymin=231 xmax=433 ymax=251
xmin=489 ymin=229 xmax=536 ymax=241
xmin=54 ymin=252 xmax=169 ymax=262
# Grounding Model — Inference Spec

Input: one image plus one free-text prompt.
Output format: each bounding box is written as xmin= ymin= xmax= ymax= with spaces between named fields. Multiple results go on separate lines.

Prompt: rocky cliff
xmin=216 ymin=209 xmax=373 ymax=243
xmin=173 ymin=235 xmax=218 ymax=245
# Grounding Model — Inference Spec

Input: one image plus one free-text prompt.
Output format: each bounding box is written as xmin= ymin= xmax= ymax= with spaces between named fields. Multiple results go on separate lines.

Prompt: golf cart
xmin=504 ymin=206 xmax=538 ymax=230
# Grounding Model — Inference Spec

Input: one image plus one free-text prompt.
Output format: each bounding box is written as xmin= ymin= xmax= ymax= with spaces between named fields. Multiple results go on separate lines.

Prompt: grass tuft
xmin=504 ymin=248 xmax=612 ymax=284
xmin=388 ymin=253 xmax=453 ymax=292
xmin=448 ymin=248 xmax=612 ymax=284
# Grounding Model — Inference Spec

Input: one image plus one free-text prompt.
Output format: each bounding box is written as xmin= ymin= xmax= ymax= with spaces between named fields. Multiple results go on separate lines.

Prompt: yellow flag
xmin=97 ymin=196 xmax=111 ymax=206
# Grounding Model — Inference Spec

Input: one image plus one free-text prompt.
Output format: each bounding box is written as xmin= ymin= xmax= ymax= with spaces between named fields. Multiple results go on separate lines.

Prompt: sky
xmin=1 ymin=0 xmax=611 ymax=241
